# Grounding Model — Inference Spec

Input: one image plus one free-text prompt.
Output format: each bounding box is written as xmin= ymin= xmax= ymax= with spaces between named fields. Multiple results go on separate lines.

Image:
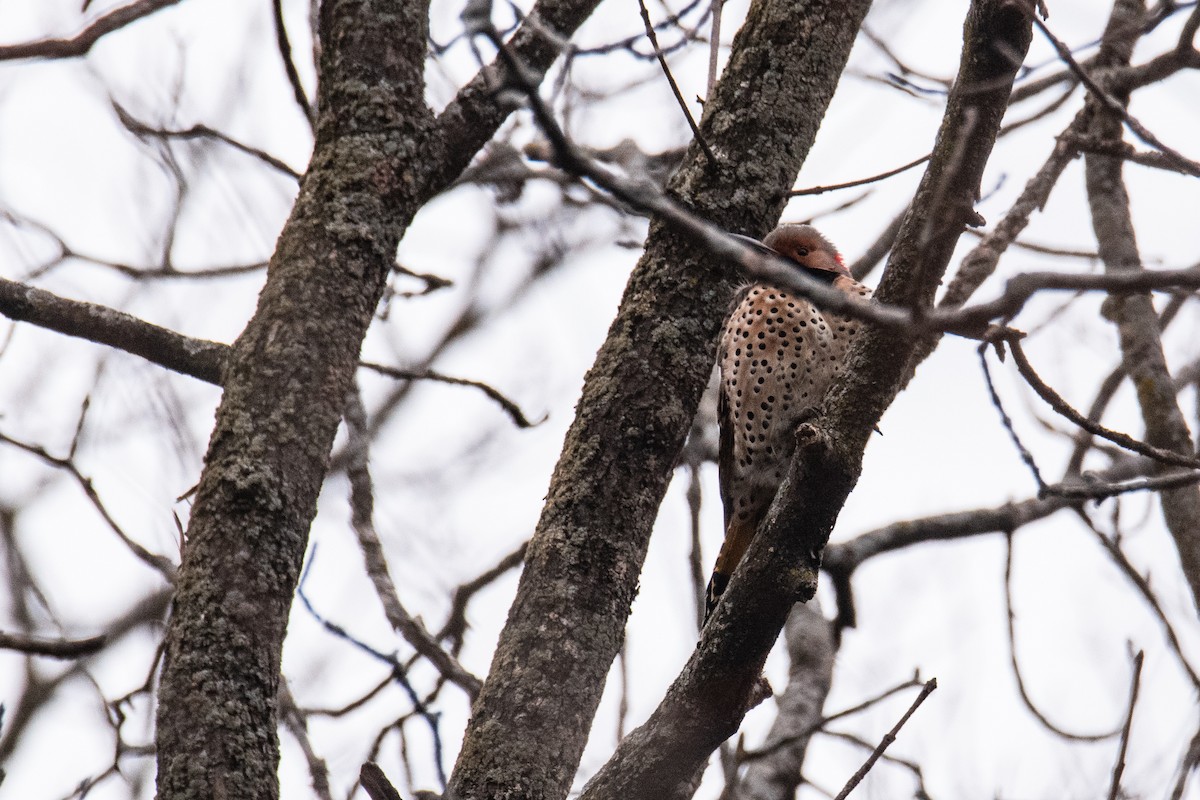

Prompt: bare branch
xmin=1070 ymin=132 xmax=1200 ymax=176
xmin=360 ymin=361 xmax=543 ymax=429
xmin=342 ymin=388 xmax=483 ymax=700
xmin=361 ymin=763 xmax=405 ymax=800
xmin=706 ymin=0 xmax=723 ymax=97
xmin=0 ymin=631 xmax=107 ymax=659
xmin=1005 ymin=333 xmax=1200 ymax=470
xmin=0 ymin=431 xmax=177 ymax=580
xmin=980 ymin=343 xmax=1048 ymax=491
xmin=435 ymin=541 xmax=528 ymax=653
xmin=1107 ymin=650 xmax=1144 ymax=800
xmin=278 ymin=681 xmax=333 ymax=800
xmin=1004 ymin=533 xmax=1120 ymax=742
xmin=271 ymin=0 xmax=316 ymax=129
xmin=637 ymin=0 xmax=714 ymax=166
xmin=0 ymin=278 xmax=536 ymax=436
xmin=0 ymin=277 xmax=226 ymax=385
xmin=1076 ymin=510 xmax=1200 ymax=689
xmin=114 ymin=101 xmax=304 ymax=181
xmin=832 ymin=679 xmax=937 ymax=800
xmin=789 ymin=154 xmax=930 ymax=197
xmin=0 ymin=0 xmax=184 ymax=61
xmin=1023 ymin=1 xmax=1200 ymax=175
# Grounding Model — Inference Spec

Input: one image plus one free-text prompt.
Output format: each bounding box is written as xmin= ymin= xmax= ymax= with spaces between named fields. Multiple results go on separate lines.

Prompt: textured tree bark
xmin=151 ymin=0 xmax=608 ymax=796
xmin=574 ymin=5 xmax=1033 ymax=798
xmin=1084 ymin=0 xmax=1200 ymax=612
xmin=736 ymin=603 xmax=837 ymax=800
xmin=154 ymin=3 xmax=434 ymax=797
xmin=447 ymin=2 xmax=871 ymax=799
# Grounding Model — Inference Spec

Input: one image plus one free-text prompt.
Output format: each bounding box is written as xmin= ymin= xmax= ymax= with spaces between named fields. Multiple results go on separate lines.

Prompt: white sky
xmin=1 ymin=0 xmax=1199 ymax=798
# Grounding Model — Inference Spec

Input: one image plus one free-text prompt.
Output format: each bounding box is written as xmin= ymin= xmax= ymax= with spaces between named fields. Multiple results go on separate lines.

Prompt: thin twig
xmin=1004 ymin=532 xmax=1120 ymax=741
xmin=297 ymin=554 xmax=448 ymax=788
xmin=1006 ymin=334 xmax=1200 ymax=470
xmin=637 ymin=0 xmax=715 ymax=166
xmin=1077 ymin=510 xmax=1200 ymax=688
xmin=979 ymin=345 xmax=1047 ymax=491
xmin=821 ymin=731 xmax=931 ymax=799
xmin=1051 ymin=469 xmax=1200 ymax=500
xmin=832 ymin=678 xmax=936 ymax=800
xmin=0 ymin=631 xmax=107 ymax=659
xmin=0 ymin=0 xmax=184 ymax=61
xmin=1106 ymin=650 xmax=1144 ymax=800
xmin=1022 ymin=2 xmax=1200 ymax=175
xmin=435 ymin=541 xmax=528 ymax=652
xmin=342 ymin=388 xmax=484 ymax=700
xmin=706 ymin=0 xmax=723 ymax=97
xmin=114 ymin=101 xmax=303 ymax=180
xmin=301 ymin=674 xmax=392 ymax=717
xmin=278 ymin=680 xmax=333 ymax=800
xmin=360 ymin=361 xmax=543 ymax=429
xmin=789 ymin=154 xmax=930 ymax=196
xmin=0 ymin=431 xmax=176 ymax=579
xmin=742 ymin=672 xmax=923 ymax=761
xmin=271 ymin=0 xmax=315 ymax=128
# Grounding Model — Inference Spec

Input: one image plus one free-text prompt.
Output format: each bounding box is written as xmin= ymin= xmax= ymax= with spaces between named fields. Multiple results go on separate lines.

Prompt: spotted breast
xmin=705 ymin=224 xmax=871 ymax=623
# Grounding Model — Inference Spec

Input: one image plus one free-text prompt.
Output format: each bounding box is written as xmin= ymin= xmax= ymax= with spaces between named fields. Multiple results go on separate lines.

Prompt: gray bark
xmin=152 ymin=0 xmax=607 ymax=796
xmin=447 ymin=1 xmax=872 ymax=799
xmin=1084 ymin=0 xmax=1200 ymax=612
xmin=736 ymin=603 xmax=837 ymax=800
xmin=574 ymin=5 xmax=1033 ymax=799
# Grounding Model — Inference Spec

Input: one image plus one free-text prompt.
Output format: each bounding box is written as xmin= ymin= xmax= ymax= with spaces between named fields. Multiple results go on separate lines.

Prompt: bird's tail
xmin=702 ymin=517 xmax=756 ymax=626
xmin=703 ymin=571 xmax=729 ymax=625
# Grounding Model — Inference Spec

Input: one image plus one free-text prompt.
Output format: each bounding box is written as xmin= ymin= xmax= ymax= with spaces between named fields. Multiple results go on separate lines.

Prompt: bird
xmin=704 ymin=223 xmax=871 ymax=624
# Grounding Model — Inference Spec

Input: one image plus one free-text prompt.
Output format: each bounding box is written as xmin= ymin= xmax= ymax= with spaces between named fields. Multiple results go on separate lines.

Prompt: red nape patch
xmin=835 ymin=252 xmax=845 ymax=267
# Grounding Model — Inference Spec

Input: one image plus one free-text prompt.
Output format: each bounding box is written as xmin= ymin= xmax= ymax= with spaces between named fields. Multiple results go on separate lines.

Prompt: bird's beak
xmin=728 ymin=232 xmax=781 ymax=260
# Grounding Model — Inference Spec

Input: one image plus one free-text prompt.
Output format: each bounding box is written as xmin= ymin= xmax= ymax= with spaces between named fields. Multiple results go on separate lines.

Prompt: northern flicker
xmin=705 ymin=224 xmax=871 ymax=624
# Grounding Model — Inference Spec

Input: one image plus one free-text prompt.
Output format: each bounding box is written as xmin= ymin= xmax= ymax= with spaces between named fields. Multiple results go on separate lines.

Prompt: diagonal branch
xmin=832 ymin=679 xmax=937 ymax=800
xmin=0 ymin=276 xmax=226 ymax=385
xmin=451 ymin=1 xmax=874 ymax=798
xmin=342 ymin=387 xmax=483 ymax=699
xmin=0 ymin=0 xmax=184 ymax=61
xmin=578 ymin=5 xmax=1033 ymax=799
xmin=637 ymin=0 xmax=714 ymax=165
xmin=1084 ymin=0 xmax=1200 ymax=613
xmin=271 ymin=0 xmax=316 ymax=128
xmin=1005 ymin=333 xmax=1200 ymax=470
xmin=1024 ymin=0 xmax=1200 ymax=174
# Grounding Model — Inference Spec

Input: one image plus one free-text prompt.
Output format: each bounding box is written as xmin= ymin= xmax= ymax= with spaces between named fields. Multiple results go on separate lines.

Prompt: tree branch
xmin=0 ymin=276 xmax=226 ymax=385
xmin=0 ymin=631 xmax=108 ymax=659
xmin=0 ymin=0 xmax=184 ymax=61
xmin=451 ymin=1 xmax=874 ymax=798
xmin=1083 ymin=0 xmax=1200 ymax=613
xmin=577 ymin=6 xmax=1033 ymax=799
xmin=831 ymin=678 xmax=936 ymax=800
xmin=734 ymin=603 xmax=837 ymax=800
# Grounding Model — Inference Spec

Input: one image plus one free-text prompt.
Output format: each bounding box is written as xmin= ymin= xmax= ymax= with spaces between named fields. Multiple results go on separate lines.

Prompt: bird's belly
xmin=719 ymin=287 xmax=848 ymax=519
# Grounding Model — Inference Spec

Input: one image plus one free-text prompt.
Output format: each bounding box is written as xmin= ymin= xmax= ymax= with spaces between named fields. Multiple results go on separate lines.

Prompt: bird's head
xmin=761 ymin=224 xmax=848 ymax=277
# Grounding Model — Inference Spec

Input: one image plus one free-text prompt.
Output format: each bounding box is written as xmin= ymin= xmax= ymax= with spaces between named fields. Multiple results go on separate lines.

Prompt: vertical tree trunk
xmin=154 ymin=3 xmax=434 ymax=797
xmin=448 ymin=2 xmax=872 ymax=798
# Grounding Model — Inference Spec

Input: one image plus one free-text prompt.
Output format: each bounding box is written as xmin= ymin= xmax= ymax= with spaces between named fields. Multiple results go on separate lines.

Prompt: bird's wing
xmin=716 ymin=367 xmax=735 ymax=530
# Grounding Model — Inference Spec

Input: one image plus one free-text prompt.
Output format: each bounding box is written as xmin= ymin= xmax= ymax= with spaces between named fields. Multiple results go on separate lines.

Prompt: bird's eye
xmin=796 ymin=247 xmax=809 ymax=257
